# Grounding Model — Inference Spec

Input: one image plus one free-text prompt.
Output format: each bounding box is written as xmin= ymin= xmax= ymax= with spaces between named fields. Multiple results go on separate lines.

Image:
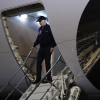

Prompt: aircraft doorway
xmin=1 ymin=3 xmax=67 ymax=100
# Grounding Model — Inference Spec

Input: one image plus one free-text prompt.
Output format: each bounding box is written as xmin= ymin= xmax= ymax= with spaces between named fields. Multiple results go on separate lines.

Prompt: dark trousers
xmin=36 ymin=46 xmax=52 ymax=80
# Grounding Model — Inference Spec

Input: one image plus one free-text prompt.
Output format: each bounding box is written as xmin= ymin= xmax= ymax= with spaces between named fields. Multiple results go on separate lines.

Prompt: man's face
xmin=39 ymin=20 xmax=46 ymax=26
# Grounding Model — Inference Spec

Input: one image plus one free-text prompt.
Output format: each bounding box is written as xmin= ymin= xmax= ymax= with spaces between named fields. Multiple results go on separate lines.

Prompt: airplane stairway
xmin=19 ymin=75 xmax=68 ymax=100
xmin=19 ymin=70 xmax=80 ymax=100
xmin=0 ymin=50 xmax=81 ymax=100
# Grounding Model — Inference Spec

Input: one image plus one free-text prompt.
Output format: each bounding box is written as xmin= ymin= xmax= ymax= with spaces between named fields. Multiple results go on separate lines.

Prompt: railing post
xmin=25 ymin=54 xmax=62 ymax=100
xmin=0 ymin=50 xmax=33 ymax=98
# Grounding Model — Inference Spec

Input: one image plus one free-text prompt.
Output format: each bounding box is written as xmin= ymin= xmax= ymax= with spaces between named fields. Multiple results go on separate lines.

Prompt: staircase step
xmin=27 ymin=89 xmax=57 ymax=100
xmin=19 ymin=75 xmax=67 ymax=100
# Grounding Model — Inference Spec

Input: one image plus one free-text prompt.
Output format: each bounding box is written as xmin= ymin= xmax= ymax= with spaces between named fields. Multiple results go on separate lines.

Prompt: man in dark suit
xmin=31 ymin=16 xmax=56 ymax=84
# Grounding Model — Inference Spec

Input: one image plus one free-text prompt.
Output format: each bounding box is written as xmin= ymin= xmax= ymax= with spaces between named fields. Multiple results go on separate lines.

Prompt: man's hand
xmin=50 ymin=47 xmax=54 ymax=53
xmin=31 ymin=47 xmax=35 ymax=50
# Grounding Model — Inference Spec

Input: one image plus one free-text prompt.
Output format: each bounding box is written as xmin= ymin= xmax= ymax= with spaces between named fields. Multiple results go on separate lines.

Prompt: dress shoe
xmin=47 ymin=78 xmax=52 ymax=82
xmin=32 ymin=79 xmax=41 ymax=84
xmin=42 ymin=79 xmax=52 ymax=84
xmin=42 ymin=80 xmax=48 ymax=83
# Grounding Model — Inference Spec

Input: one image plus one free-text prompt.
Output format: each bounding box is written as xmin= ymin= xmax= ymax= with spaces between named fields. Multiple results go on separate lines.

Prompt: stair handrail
xmin=0 ymin=50 xmax=35 ymax=94
xmin=25 ymin=54 xmax=62 ymax=100
xmin=40 ymin=66 xmax=70 ymax=100
xmin=5 ymin=70 xmax=31 ymax=100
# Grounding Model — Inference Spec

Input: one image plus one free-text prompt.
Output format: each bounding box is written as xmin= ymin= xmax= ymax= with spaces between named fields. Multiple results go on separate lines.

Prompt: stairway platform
xmin=19 ymin=75 xmax=70 ymax=100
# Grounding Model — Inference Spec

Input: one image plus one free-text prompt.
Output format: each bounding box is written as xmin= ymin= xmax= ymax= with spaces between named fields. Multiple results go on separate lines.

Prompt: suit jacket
xmin=33 ymin=24 xmax=56 ymax=48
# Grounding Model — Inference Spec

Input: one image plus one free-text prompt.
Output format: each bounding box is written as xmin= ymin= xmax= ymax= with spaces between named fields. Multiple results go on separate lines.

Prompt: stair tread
xmin=27 ymin=78 xmax=62 ymax=93
xmin=28 ymin=90 xmax=57 ymax=100
xmin=31 ymin=75 xmax=67 ymax=88
xmin=19 ymin=75 xmax=68 ymax=100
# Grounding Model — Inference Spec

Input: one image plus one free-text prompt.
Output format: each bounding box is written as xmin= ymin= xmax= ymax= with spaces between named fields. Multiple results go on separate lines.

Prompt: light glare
xmin=20 ymin=14 xmax=27 ymax=19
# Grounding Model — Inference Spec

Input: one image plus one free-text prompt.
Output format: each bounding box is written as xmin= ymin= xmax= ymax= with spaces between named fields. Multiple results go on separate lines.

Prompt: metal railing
xmin=25 ymin=54 xmax=67 ymax=100
xmin=0 ymin=48 xmax=67 ymax=100
xmin=40 ymin=66 xmax=69 ymax=100
xmin=0 ymin=50 xmax=36 ymax=99
xmin=5 ymin=74 xmax=28 ymax=100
